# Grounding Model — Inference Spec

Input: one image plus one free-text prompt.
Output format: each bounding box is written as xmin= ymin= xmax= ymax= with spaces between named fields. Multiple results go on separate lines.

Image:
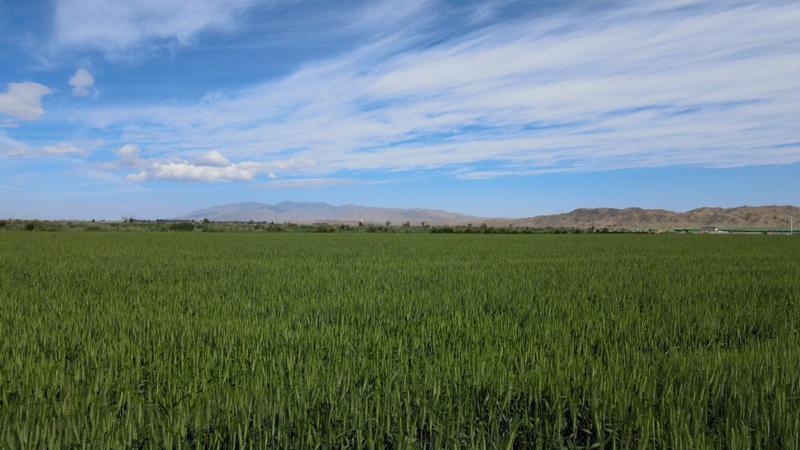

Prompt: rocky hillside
xmin=509 ymin=205 xmax=800 ymax=229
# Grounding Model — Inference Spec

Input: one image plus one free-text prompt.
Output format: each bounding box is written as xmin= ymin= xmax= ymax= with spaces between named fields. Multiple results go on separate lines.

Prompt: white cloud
xmin=0 ymin=133 xmax=27 ymax=156
xmin=84 ymin=1 xmax=800 ymax=181
xmin=127 ymin=161 xmax=265 ymax=182
xmin=114 ymin=145 xmax=295 ymax=182
xmin=350 ymin=0 xmax=434 ymax=34
xmin=0 ymin=82 xmax=51 ymax=120
xmin=40 ymin=143 xmax=88 ymax=156
xmin=53 ymin=0 xmax=263 ymax=57
xmin=69 ymin=68 xmax=95 ymax=96
xmin=1 ymin=133 xmax=89 ymax=157
xmin=117 ymin=144 xmax=142 ymax=166
xmin=194 ymin=150 xmax=230 ymax=167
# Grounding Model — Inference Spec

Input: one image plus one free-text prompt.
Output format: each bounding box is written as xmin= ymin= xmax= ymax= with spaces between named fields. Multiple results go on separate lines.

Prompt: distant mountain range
xmin=179 ymin=202 xmax=799 ymax=229
xmin=178 ymin=201 xmax=482 ymax=224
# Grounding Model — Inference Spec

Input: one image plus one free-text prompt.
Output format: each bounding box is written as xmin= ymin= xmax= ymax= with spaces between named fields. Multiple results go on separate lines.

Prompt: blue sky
xmin=1 ymin=0 xmax=799 ymax=219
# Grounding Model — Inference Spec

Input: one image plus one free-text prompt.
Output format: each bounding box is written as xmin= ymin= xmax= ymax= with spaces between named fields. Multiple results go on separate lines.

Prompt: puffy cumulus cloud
xmin=114 ymin=145 xmax=308 ymax=182
xmin=194 ymin=150 xmax=230 ymax=167
xmin=0 ymin=82 xmax=51 ymax=121
xmin=128 ymin=160 xmax=267 ymax=182
xmin=53 ymin=0 xmax=263 ymax=57
xmin=69 ymin=68 xmax=95 ymax=96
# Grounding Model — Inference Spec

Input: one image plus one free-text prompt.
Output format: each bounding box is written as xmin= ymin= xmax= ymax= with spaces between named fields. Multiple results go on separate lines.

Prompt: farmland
xmin=1 ymin=232 xmax=799 ymax=448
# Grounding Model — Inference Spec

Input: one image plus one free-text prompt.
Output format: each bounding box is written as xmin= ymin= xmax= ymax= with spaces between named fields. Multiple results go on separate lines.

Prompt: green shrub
xmin=168 ymin=222 xmax=196 ymax=231
xmin=265 ymin=223 xmax=286 ymax=232
xmin=431 ymin=226 xmax=454 ymax=233
xmin=201 ymin=224 xmax=223 ymax=232
xmin=314 ymin=223 xmax=336 ymax=233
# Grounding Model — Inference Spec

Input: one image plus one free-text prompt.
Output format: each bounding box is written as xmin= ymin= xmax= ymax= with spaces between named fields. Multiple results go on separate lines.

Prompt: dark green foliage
xmin=431 ymin=226 xmax=455 ymax=233
xmin=0 ymin=233 xmax=799 ymax=448
xmin=168 ymin=221 xmax=196 ymax=232
xmin=314 ymin=223 xmax=336 ymax=233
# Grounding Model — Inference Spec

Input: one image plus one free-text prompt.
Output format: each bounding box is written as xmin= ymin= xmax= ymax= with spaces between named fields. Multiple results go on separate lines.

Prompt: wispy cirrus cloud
xmin=51 ymin=0 xmax=266 ymax=58
xmin=254 ymin=177 xmax=364 ymax=189
xmin=1 ymin=132 xmax=90 ymax=157
xmin=80 ymin=0 xmax=800 ymax=182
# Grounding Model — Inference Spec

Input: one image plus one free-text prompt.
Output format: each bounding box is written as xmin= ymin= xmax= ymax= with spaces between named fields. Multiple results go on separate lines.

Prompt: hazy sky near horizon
xmin=1 ymin=0 xmax=799 ymax=219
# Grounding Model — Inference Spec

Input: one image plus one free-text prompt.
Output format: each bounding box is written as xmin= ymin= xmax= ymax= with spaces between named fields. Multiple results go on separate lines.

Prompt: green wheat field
xmin=1 ymin=232 xmax=799 ymax=448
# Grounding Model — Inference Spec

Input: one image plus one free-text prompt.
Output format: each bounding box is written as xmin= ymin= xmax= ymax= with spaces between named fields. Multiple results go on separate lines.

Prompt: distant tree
xmin=315 ymin=223 xmax=336 ymax=233
xmin=169 ymin=222 xmax=195 ymax=232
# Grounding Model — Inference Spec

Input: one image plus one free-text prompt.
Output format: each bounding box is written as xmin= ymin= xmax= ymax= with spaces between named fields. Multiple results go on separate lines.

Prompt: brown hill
xmin=509 ymin=205 xmax=800 ymax=229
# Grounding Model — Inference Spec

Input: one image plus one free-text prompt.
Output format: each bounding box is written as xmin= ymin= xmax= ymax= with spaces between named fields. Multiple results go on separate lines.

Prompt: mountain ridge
xmin=178 ymin=201 xmax=483 ymax=224
xmin=509 ymin=205 xmax=799 ymax=229
xmin=179 ymin=202 xmax=799 ymax=228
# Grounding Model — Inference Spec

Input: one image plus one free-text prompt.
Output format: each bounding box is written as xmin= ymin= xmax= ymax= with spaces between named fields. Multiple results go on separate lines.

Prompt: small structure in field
xmin=700 ymin=226 xmax=720 ymax=233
